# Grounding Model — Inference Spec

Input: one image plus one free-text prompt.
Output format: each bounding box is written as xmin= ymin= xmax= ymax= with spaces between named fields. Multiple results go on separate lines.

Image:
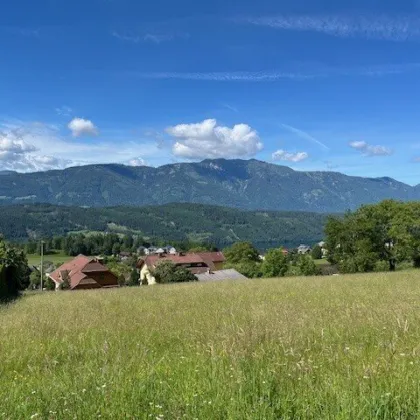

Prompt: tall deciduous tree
xmin=325 ymin=200 xmax=420 ymax=273
xmin=262 ymin=248 xmax=288 ymax=278
xmin=0 ymin=236 xmax=30 ymax=302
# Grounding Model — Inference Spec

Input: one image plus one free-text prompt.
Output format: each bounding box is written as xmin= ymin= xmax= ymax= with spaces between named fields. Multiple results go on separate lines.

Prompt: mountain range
xmin=0 ymin=159 xmax=417 ymax=212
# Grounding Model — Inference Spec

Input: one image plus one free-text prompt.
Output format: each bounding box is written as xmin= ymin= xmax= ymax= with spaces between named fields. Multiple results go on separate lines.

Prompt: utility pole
xmin=40 ymin=241 xmax=44 ymax=291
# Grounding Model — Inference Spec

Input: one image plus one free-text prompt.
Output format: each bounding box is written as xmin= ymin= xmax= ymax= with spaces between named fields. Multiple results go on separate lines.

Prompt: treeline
xmin=0 ymin=237 xmax=29 ymax=302
xmin=0 ymin=203 xmax=326 ymax=250
xmin=24 ymin=233 xmax=216 ymax=257
xmin=223 ymin=242 xmax=324 ymax=278
xmin=325 ymin=200 xmax=420 ymax=273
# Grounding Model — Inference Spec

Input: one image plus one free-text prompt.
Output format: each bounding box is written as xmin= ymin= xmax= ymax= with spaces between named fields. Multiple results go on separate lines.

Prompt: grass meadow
xmin=2 ymin=272 xmax=420 ymax=419
xmin=26 ymin=253 xmax=74 ymax=267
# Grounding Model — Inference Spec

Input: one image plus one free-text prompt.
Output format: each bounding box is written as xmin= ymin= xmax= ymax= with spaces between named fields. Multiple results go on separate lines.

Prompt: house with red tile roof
xmin=196 ymin=252 xmax=226 ymax=271
xmin=136 ymin=252 xmax=225 ymax=285
xmin=48 ymin=255 xmax=119 ymax=290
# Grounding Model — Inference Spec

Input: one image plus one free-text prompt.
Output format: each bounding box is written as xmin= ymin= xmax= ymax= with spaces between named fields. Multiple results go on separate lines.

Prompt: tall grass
xmin=2 ymin=272 xmax=420 ymax=419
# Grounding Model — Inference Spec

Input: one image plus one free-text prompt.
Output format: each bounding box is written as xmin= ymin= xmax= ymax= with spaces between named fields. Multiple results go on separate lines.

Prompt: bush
xmin=224 ymin=242 xmax=260 ymax=265
xmin=230 ymin=261 xmax=263 ymax=279
xmin=297 ymin=255 xmax=320 ymax=276
xmin=29 ymin=271 xmax=41 ymax=290
xmin=311 ymin=245 xmax=323 ymax=260
xmin=262 ymin=248 xmax=288 ymax=278
xmin=45 ymin=276 xmax=56 ymax=291
xmin=152 ymin=261 xmax=197 ymax=284
xmin=128 ymin=269 xmax=139 ymax=287
xmin=0 ymin=238 xmax=30 ymax=302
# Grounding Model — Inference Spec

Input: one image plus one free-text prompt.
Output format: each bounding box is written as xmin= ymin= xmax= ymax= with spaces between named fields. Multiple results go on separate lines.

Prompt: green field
xmin=2 ymin=272 xmax=420 ymax=418
xmin=26 ymin=253 xmax=77 ymax=266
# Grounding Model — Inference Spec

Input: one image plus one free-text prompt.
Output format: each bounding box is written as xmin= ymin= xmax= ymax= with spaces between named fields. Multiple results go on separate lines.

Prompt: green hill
xmin=0 ymin=203 xmax=327 ymax=249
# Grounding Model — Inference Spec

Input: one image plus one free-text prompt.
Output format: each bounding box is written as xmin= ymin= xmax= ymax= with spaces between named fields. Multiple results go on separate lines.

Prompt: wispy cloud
xmin=222 ymin=104 xmax=239 ymax=113
xmin=55 ymin=106 xmax=73 ymax=117
xmin=281 ymin=124 xmax=330 ymax=151
xmin=112 ymin=30 xmax=187 ymax=44
xmin=130 ymin=63 xmax=420 ymax=82
xmin=240 ymin=14 xmax=420 ymax=41
xmin=349 ymin=141 xmax=393 ymax=156
xmin=0 ymin=26 xmax=40 ymax=37
xmin=132 ymin=71 xmax=317 ymax=81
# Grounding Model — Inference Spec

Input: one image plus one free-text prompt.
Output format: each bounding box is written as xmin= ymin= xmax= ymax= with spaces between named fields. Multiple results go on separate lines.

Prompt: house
xmin=297 ymin=244 xmax=311 ymax=255
xmin=48 ymin=255 xmax=119 ymax=290
xmin=137 ymin=246 xmax=147 ymax=255
xmin=164 ymin=246 xmax=177 ymax=255
xmin=144 ymin=247 xmax=156 ymax=255
xmin=318 ymin=241 xmax=328 ymax=258
xmin=137 ymin=253 xmax=211 ymax=285
xmin=195 ymin=269 xmax=248 ymax=282
xmin=195 ymin=252 xmax=226 ymax=271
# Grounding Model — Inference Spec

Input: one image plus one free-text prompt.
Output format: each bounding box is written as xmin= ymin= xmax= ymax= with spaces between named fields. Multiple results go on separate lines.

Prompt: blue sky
xmin=1 ymin=0 xmax=420 ymax=184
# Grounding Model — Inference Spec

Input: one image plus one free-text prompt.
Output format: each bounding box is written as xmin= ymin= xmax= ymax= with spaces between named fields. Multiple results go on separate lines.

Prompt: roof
xmin=48 ymin=255 xmax=112 ymax=290
xmin=139 ymin=253 xmax=208 ymax=268
xmin=196 ymin=252 xmax=226 ymax=263
xmin=195 ymin=269 xmax=248 ymax=282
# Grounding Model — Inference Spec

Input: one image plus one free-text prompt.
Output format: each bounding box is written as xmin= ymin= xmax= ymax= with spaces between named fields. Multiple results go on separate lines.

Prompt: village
xmin=41 ymin=241 xmax=328 ymax=291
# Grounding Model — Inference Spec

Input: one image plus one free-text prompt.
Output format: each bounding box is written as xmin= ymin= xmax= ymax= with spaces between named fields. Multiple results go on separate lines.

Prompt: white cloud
xmin=128 ymin=157 xmax=147 ymax=167
xmin=242 ymin=14 xmax=420 ymax=41
xmin=0 ymin=137 xmax=37 ymax=154
xmin=0 ymin=128 xmax=71 ymax=172
xmin=349 ymin=141 xmax=393 ymax=156
xmin=166 ymin=119 xmax=263 ymax=159
xmin=272 ymin=149 xmax=309 ymax=162
xmin=68 ymin=118 xmax=98 ymax=137
xmin=0 ymin=120 xmax=164 ymax=173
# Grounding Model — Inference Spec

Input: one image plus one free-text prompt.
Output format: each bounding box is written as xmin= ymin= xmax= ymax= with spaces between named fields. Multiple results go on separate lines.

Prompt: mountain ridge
xmin=0 ymin=159 xmax=417 ymax=212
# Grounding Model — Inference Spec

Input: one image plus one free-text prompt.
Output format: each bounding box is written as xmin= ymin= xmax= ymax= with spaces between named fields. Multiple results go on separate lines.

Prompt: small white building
xmin=297 ymin=244 xmax=311 ymax=255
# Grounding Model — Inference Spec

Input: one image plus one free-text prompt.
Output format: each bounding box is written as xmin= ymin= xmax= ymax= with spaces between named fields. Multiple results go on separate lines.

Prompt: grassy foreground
xmin=2 ymin=273 xmax=420 ymax=419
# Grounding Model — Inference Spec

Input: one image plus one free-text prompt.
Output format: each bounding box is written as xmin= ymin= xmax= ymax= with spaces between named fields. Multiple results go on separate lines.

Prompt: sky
xmin=1 ymin=0 xmax=420 ymax=184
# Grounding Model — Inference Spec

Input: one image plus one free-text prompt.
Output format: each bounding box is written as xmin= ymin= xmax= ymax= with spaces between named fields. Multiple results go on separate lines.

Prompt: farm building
xmin=48 ymin=255 xmax=119 ymax=290
xmin=137 ymin=251 xmax=226 ymax=285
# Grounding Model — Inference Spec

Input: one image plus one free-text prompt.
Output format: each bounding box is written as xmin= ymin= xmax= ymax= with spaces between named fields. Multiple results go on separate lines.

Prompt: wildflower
xmin=82 ymin=389 xmax=87 ymax=393
xmin=31 ymin=391 xmax=36 ymax=395
xmin=30 ymin=414 xmax=39 ymax=419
